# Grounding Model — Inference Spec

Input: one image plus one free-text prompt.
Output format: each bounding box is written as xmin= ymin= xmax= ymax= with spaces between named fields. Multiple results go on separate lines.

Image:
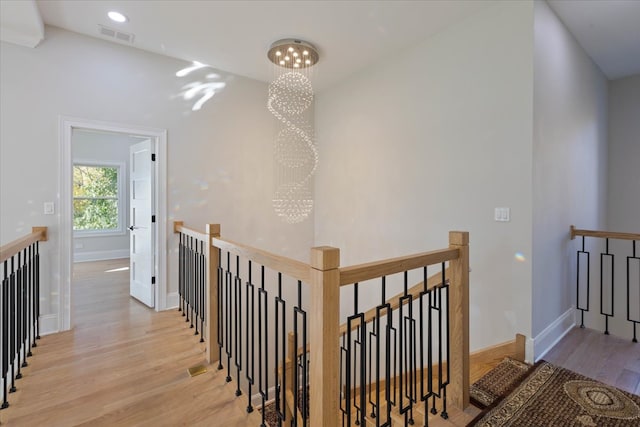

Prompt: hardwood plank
xmin=0 ymin=259 xmax=261 ymax=426
xmin=544 ymin=327 xmax=640 ymax=395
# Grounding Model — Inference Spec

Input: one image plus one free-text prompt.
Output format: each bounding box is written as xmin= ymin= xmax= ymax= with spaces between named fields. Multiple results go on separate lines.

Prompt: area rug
xmin=468 ymin=361 xmax=640 ymax=426
xmin=470 ymin=357 xmax=532 ymax=408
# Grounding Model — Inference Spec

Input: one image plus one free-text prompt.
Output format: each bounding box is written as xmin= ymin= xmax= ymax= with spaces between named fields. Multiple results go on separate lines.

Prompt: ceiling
xmin=1 ymin=1 xmax=639 ymax=91
xmin=548 ymin=0 xmax=640 ymax=80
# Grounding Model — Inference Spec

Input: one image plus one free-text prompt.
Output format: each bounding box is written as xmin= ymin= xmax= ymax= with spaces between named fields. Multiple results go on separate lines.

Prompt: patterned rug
xmin=469 ymin=361 xmax=640 ymax=426
xmin=470 ymin=357 xmax=532 ymax=408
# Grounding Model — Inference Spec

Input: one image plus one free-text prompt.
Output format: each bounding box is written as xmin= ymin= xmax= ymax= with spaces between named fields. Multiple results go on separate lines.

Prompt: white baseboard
xmin=74 ymin=249 xmax=129 ymax=263
xmin=533 ymin=307 xmax=575 ymax=361
xmin=165 ymin=291 xmax=179 ymax=310
xmin=39 ymin=313 xmax=60 ymax=336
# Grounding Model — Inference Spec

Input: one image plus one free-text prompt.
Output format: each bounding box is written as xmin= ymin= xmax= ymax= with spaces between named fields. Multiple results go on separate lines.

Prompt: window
xmin=73 ymin=163 xmax=125 ymax=235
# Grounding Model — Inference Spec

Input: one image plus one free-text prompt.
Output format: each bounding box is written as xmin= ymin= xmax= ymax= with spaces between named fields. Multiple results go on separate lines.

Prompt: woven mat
xmin=470 ymin=357 xmax=531 ymax=408
xmin=469 ymin=361 xmax=640 ymax=426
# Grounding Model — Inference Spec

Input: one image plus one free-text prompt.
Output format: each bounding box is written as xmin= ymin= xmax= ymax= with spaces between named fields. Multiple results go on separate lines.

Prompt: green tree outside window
xmin=73 ymin=165 xmax=120 ymax=231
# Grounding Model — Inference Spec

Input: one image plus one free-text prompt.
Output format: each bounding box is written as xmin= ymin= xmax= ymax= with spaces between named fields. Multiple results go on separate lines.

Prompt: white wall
xmin=0 ymin=26 xmax=314 ymax=333
xmin=532 ymin=0 xmax=608 ymax=356
xmin=72 ymin=129 xmax=143 ymax=262
xmin=314 ymin=1 xmax=535 ymax=352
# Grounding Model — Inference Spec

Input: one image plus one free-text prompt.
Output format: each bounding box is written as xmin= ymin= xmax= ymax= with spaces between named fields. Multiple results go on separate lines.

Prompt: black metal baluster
xmin=275 ymin=273 xmax=286 ymax=425
xmin=441 ymin=264 xmax=450 ymax=420
xmin=225 ymin=252 xmax=232 ymax=382
xmin=2 ymin=260 xmax=9 ymax=409
xmin=628 ymin=240 xmax=639 ymax=343
xmin=600 ymin=238 xmax=614 ymax=335
xmin=419 ymin=266 xmax=432 ymax=426
xmin=398 ymin=271 xmax=415 ymax=424
xmin=185 ymin=236 xmax=191 ymax=324
xmin=292 ymin=279 xmax=308 ymax=426
xmin=9 ymin=256 xmax=16 ymax=394
xmin=190 ymin=237 xmax=196 ymax=329
xmin=245 ymin=261 xmax=255 ymax=413
xmin=200 ymin=241 xmax=204 ymax=342
xmin=217 ymin=248 xmax=224 ymax=370
xmin=20 ymin=248 xmax=28 ymax=369
xmin=430 ymin=277 xmax=439 ymax=416
xmin=15 ymin=251 xmax=22 ymax=381
xmin=577 ymin=236 xmax=590 ymax=328
xmin=35 ymin=241 xmax=40 ymax=341
xmin=179 ymin=232 xmax=183 ymax=314
xmin=258 ymin=265 xmax=268 ymax=427
xmin=194 ymin=238 xmax=200 ymax=337
xmin=235 ymin=255 xmax=242 ymax=396
xmin=26 ymin=244 xmax=33 ymax=358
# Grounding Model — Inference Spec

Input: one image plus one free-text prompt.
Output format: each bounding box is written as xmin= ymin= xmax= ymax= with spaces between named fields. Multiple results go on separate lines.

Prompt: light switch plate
xmin=494 ymin=207 xmax=510 ymax=222
xmin=44 ymin=202 xmax=55 ymax=215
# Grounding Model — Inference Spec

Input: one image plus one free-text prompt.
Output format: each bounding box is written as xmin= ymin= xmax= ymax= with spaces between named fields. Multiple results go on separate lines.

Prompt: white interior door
xmin=129 ymin=139 xmax=155 ymax=307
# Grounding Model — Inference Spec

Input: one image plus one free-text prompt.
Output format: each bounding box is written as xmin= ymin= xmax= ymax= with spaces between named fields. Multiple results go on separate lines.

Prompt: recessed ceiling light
xmin=108 ymin=11 xmax=128 ymax=23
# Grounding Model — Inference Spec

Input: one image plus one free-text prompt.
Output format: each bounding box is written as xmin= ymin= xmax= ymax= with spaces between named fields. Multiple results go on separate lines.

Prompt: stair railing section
xmin=0 ymin=227 xmax=48 ymax=410
xmin=172 ymin=222 xmax=469 ymax=427
xmin=570 ymin=225 xmax=640 ymax=342
xmin=173 ymin=222 xmax=219 ymax=363
xmin=338 ymin=231 xmax=469 ymax=426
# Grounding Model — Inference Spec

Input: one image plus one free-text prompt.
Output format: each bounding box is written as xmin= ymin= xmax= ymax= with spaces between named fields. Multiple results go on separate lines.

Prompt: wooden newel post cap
xmin=310 ymin=246 xmax=340 ymax=270
xmin=206 ymin=224 xmax=221 ymax=236
xmin=449 ymin=231 xmax=469 ymax=246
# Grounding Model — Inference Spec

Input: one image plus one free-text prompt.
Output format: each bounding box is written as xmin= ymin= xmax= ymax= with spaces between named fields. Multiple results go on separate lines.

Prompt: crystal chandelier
xmin=267 ymin=39 xmax=319 ymax=224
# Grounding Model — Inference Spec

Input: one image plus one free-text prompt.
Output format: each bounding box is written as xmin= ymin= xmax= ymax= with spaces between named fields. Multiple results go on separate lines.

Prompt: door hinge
xmin=152 ymin=276 xmax=156 ymax=284
xmin=151 ymin=215 xmax=156 ymax=223
xmin=151 ymin=153 xmax=156 ymax=161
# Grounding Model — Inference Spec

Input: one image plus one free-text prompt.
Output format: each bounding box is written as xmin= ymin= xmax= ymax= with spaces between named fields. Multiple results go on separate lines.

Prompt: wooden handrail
xmin=339 ymin=247 xmax=459 ymax=286
xmin=212 ymin=237 xmax=311 ymax=283
xmin=0 ymin=227 xmax=48 ymax=263
xmin=173 ymin=221 xmax=209 ymax=241
xmin=570 ymin=225 xmax=640 ymax=241
xmin=339 ymin=268 xmax=450 ymax=335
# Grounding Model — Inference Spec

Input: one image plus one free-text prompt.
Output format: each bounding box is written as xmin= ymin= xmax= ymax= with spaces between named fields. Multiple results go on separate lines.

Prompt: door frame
xmin=59 ymin=116 xmax=168 ymax=332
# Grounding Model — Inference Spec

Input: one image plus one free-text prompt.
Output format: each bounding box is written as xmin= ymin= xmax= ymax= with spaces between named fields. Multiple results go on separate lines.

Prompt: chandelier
xmin=267 ymin=39 xmax=319 ymax=224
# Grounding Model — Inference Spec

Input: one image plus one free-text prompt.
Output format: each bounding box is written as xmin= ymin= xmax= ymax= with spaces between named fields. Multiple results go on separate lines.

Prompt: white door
xmin=129 ymin=139 xmax=155 ymax=307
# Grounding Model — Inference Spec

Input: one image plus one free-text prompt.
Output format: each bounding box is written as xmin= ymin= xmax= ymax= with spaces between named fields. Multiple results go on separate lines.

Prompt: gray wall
xmin=314 ymin=1 xmax=535 ymax=352
xmin=531 ymin=0 xmax=608 ymax=356
xmin=606 ymin=74 xmax=640 ymax=338
xmin=608 ymin=75 xmax=640 ymax=233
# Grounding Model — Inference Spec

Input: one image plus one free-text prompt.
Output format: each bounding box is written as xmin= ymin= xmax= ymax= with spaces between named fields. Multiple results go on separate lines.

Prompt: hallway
xmin=0 ymin=259 xmax=259 ymax=426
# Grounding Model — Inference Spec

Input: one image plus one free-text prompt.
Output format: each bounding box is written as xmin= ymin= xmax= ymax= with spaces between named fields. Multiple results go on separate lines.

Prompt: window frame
xmin=73 ymin=160 xmax=127 ymax=237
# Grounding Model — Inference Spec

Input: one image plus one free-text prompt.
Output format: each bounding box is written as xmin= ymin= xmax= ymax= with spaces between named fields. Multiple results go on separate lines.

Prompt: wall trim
xmin=533 ymin=307 xmax=576 ymax=361
xmin=59 ymin=116 xmax=168 ymax=333
xmin=74 ymin=249 xmax=129 ymax=263
xmin=39 ymin=314 xmax=59 ymax=336
xmin=166 ymin=291 xmax=179 ymax=310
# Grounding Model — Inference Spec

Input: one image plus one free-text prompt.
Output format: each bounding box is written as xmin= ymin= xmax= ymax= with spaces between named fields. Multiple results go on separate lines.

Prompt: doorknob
xmin=128 ymin=226 xmax=136 ymax=231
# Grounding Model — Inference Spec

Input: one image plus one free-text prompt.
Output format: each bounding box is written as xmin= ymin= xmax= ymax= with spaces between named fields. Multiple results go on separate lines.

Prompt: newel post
xmin=449 ymin=231 xmax=469 ymax=409
xmin=309 ymin=246 xmax=341 ymax=427
xmin=205 ymin=223 xmax=221 ymax=365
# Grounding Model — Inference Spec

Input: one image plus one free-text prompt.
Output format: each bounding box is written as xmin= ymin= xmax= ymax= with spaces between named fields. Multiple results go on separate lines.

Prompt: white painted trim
xmin=74 ymin=249 xmax=129 ymax=263
xmin=166 ymin=291 xmax=179 ymax=309
xmin=533 ymin=307 xmax=576 ymax=361
xmin=39 ymin=314 xmax=59 ymax=336
xmin=59 ymin=116 xmax=169 ymax=333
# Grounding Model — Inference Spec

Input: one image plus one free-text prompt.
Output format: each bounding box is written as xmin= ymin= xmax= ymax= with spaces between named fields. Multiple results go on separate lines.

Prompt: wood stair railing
xmin=173 ymin=221 xmax=470 ymax=427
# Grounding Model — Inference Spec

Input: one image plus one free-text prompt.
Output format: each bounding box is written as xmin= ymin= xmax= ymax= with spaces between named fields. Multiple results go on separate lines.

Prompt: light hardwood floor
xmin=544 ymin=326 xmax=640 ymax=395
xmin=0 ymin=259 xmax=261 ymax=427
